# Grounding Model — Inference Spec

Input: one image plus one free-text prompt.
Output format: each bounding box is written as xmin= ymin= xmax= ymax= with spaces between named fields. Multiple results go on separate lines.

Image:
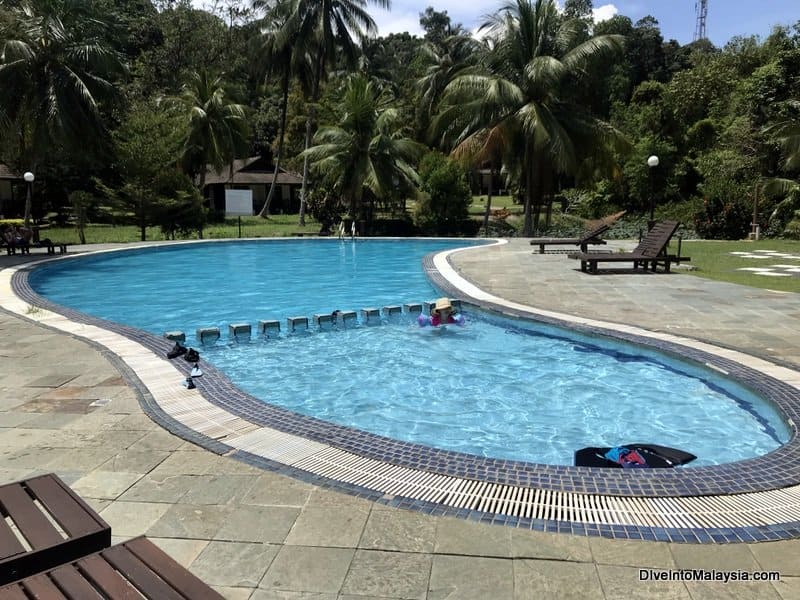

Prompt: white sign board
xmin=225 ymin=189 xmax=253 ymax=216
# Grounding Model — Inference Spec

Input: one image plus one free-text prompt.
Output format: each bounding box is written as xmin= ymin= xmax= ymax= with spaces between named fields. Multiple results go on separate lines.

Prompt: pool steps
xmin=164 ymin=299 xmax=464 ymax=345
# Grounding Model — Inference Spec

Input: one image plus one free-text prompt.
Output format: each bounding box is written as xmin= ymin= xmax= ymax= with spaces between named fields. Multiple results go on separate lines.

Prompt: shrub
xmin=414 ymin=151 xmax=472 ymax=235
xmin=693 ymin=197 xmax=750 ymax=239
xmin=305 ymin=189 xmax=345 ymax=235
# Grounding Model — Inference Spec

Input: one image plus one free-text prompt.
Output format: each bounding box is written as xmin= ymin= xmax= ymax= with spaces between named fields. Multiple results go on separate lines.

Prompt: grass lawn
xmin=40 ymin=214 xmax=321 ymax=244
xmin=680 ymin=239 xmax=800 ymax=293
xmin=468 ymin=195 xmax=521 ymax=215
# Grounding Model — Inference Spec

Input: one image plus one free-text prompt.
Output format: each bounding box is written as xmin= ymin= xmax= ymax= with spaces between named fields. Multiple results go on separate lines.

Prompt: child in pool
xmin=418 ymin=297 xmax=465 ymax=327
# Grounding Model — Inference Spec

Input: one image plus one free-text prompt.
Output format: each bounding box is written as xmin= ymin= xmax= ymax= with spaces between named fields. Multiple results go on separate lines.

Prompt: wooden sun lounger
xmin=529 ymin=222 xmax=610 ymax=254
xmin=40 ymin=240 xmax=69 ymax=254
xmin=0 ymin=474 xmax=111 ymax=586
xmin=0 ymin=535 xmax=225 ymax=599
xmin=568 ymin=220 xmax=690 ymax=274
xmin=2 ymin=240 xmax=30 ymax=255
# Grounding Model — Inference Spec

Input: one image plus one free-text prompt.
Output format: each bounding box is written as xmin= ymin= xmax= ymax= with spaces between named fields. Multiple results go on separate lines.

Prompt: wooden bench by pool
xmin=0 ymin=474 xmax=111 ymax=586
xmin=0 ymin=536 xmax=225 ymax=599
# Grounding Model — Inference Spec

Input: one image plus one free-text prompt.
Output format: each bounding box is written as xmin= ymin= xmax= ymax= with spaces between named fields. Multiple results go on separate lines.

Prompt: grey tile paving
xmin=100 ymin=501 xmax=171 ymax=536
xmin=773 ymin=577 xmax=800 ymax=600
xmin=260 ymin=546 xmax=355 ymax=594
xmin=146 ymin=503 xmax=232 ymax=539
xmin=216 ymin=505 xmax=301 ymax=543
xmin=596 ymin=564 xmax=690 ymax=599
xmin=3 ymin=240 xmax=800 ymax=599
xmin=241 ymin=473 xmax=315 ymax=507
xmin=589 ymin=537 xmax=676 ymax=569
xmin=359 ymin=506 xmax=437 ymax=553
xmin=190 ymin=540 xmax=279 ymax=588
xmin=428 ymin=555 xmax=513 ymax=600
xmin=284 ymin=505 xmax=370 ymax=548
xmin=512 ymin=530 xmax=593 ymax=562
xmin=683 ymin=580 xmax=781 ymax=599
xmin=669 ymin=543 xmax=760 ymax=571
xmin=750 ymin=541 xmax=800 ymax=577
xmin=181 ymin=474 xmax=254 ymax=505
xmin=118 ymin=473 xmax=199 ymax=502
xmin=513 ymin=559 xmax=602 ymax=599
xmin=435 ymin=516 xmax=511 ymax=558
xmin=70 ymin=470 xmax=143 ymax=500
xmin=340 ymin=549 xmax=432 ymax=599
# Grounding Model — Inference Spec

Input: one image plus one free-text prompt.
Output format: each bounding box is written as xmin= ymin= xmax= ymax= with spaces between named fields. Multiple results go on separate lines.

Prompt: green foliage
xmin=101 ymin=100 xmax=183 ymax=239
xmin=305 ymin=189 xmax=345 ymax=234
xmin=151 ymin=170 xmax=206 ymax=239
xmin=304 ymin=74 xmax=424 ymax=231
xmin=173 ymin=70 xmax=250 ymax=186
xmin=693 ymin=197 xmax=750 ymax=239
xmin=0 ymin=0 xmax=125 ymax=175
xmin=68 ymin=190 xmax=93 ymax=244
xmin=414 ymin=151 xmax=472 ymax=234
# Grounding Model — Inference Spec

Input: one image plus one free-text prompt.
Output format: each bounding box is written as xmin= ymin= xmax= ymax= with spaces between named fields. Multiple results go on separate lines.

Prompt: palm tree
xmin=762 ymin=99 xmax=800 ymax=231
xmin=251 ymin=0 xmax=311 ymax=217
xmin=415 ymin=34 xmax=483 ymax=142
xmin=289 ymin=0 xmax=391 ymax=226
xmin=435 ymin=0 xmax=627 ymax=236
xmin=0 ymin=0 xmax=124 ymax=225
xmin=174 ymin=70 xmax=249 ymax=191
xmin=302 ymin=74 xmax=424 ymax=230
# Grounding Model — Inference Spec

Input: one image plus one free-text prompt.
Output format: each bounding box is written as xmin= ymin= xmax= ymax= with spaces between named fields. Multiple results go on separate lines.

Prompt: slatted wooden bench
xmin=0 ymin=536 xmax=225 ymax=599
xmin=40 ymin=240 xmax=69 ymax=255
xmin=0 ymin=474 xmax=111 ymax=586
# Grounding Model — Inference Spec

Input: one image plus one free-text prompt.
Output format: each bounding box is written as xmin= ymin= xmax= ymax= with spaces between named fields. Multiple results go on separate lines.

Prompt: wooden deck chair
xmin=0 ymin=536 xmax=225 ymax=599
xmin=529 ymin=211 xmax=625 ymax=254
xmin=568 ymin=220 xmax=690 ymax=273
xmin=0 ymin=474 xmax=111 ymax=585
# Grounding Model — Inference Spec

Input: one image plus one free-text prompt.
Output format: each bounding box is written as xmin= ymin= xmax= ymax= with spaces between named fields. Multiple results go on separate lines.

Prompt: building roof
xmin=0 ymin=164 xmax=20 ymax=180
xmin=204 ymin=156 xmax=302 ymax=186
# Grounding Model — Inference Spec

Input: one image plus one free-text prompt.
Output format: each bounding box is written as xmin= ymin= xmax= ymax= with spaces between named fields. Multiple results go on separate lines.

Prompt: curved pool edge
xmin=5 ymin=240 xmax=800 ymax=543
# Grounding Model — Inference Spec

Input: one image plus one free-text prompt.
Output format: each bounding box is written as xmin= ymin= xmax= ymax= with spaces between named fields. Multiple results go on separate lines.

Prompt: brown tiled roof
xmin=205 ymin=171 xmax=302 ymax=185
xmin=204 ymin=157 xmax=302 ymax=186
xmin=0 ymin=164 xmax=20 ymax=180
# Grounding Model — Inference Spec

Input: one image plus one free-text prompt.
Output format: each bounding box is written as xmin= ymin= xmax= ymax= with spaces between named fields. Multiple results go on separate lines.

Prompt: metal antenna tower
xmin=694 ymin=0 xmax=708 ymax=41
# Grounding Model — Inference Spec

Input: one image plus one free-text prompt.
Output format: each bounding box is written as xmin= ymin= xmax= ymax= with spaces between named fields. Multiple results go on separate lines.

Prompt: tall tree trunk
xmin=531 ymin=175 xmax=541 ymax=235
xmin=299 ymin=54 xmax=325 ymax=227
xmin=523 ymin=146 xmax=534 ymax=236
xmin=483 ymin=161 xmax=493 ymax=237
xmin=138 ymin=189 xmax=146 ymax=242
xmin=298 ymin=111 xmax=314 ymax=226
xmin=259 ymin=69 xmax=290 ymax=218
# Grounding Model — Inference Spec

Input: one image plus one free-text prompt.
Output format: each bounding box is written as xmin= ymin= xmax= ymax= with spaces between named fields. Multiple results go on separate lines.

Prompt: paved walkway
xmin=1 ymin=241 xmax=800 ymax=599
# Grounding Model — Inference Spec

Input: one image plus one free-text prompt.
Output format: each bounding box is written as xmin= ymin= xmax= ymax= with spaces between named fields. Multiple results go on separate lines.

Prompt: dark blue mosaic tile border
xmin=10 ymin=247 xmax=800 ymax=501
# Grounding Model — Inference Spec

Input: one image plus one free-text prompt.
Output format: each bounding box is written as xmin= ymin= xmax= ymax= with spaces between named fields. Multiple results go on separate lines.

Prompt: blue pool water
xmin=29 ymin=239 xmax=791 ymax=466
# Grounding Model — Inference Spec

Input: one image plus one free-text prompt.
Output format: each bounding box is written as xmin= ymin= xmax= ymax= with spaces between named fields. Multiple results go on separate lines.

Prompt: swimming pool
xmin=27 ymin=239 xmax=791 ymax=467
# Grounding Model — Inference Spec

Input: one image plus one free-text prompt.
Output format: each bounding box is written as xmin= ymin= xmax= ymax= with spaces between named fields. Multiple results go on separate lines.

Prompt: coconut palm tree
xmin=302 ymin=73 xmax=424 ymax=230
xmin=174 ymin=70 xmax=249 ymax=191
xmin=435 ymin=0 xmax=627 ymax=236
xmin=762 ymin=99 xmax=800 ymax=232
xmin=415 ymin=33 xmax=483 ymax=142
xmin=251 ymin=0 xmax=311 ymax=217
xmin=0 ymin=0 xmax=124 ymax=224
xmin=289 ymin=0 xmax=391 ymax=226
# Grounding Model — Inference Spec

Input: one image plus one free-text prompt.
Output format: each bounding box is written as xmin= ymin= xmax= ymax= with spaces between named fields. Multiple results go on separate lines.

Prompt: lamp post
xmin=23 ymin=171 xmax=35 ymax=228
xmin=646 ymin=155 xmax=659 ymax=230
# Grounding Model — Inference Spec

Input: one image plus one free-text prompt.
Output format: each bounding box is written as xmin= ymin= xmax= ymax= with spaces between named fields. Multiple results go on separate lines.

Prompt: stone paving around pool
xmin=2 ymin=240 xmax=800 ymax=599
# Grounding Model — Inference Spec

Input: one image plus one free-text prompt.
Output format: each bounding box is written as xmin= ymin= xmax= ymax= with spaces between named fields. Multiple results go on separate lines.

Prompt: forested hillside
xmin=1 ymin=0 xmax=798 ymax=239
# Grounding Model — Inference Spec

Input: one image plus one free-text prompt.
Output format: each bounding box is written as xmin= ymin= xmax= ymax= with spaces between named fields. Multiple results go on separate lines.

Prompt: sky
xmin=369 ymin=1 xmax=799 ymax=48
